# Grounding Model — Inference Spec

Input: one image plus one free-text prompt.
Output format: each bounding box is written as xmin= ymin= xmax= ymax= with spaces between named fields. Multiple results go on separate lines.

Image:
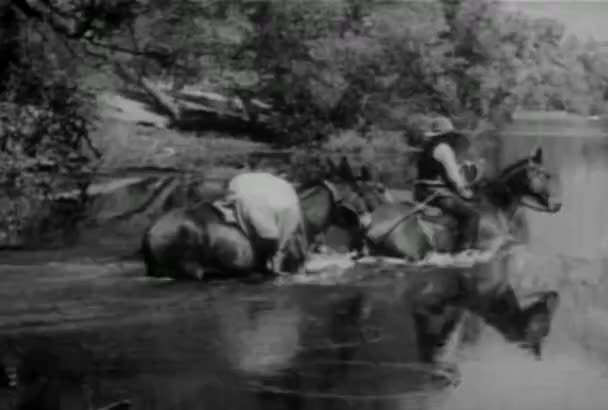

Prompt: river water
xmin=2 ymin=115 xmax=608 ymax=410
xmin=500 ymin=116 xmax=608 ymax=259
xmin=441 ymin=115 xmax=608 ymax=410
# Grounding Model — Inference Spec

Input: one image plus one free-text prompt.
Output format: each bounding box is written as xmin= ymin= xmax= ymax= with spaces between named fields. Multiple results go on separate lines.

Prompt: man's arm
xmin=432 ymin=143 xmax=472 ymax=198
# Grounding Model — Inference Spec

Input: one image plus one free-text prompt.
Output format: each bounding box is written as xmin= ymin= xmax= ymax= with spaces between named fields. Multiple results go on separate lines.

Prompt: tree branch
xmin=12 ymin=0 xmax=100 ymax=39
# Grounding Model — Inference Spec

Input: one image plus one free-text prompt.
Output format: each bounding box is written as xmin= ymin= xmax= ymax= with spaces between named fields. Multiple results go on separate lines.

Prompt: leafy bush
xmin=0 ymin=58 xmax=97 ymax=246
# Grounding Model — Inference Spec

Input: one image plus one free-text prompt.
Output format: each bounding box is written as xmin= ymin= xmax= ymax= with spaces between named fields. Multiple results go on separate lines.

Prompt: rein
xmin=366 ymin=191 xmax=442 ymax=248
xmin=298 ymin=180 xmax=341 ymax=203
xmin=494 ymin=161 xmax=556 ymax=213
xmin=519 ymin=197 xmax=557 ymax=212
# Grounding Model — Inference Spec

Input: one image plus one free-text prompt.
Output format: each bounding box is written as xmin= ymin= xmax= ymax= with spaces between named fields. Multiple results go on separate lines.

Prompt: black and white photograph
xmin=0 ymin=0 xmax=606 ymax=409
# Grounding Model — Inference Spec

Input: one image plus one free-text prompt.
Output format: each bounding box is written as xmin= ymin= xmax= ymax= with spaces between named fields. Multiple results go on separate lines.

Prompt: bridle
xmin=299 ymin=180 xmax=359 ymax=216
xmin=495 ymin=160 xmax=556 ymax=213
xmin=321 ymin=180 xmax=365 ymax=217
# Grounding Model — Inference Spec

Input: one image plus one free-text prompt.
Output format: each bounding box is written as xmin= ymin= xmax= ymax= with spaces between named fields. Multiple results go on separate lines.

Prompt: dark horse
xmin=141 ymin=157 xmax=391 ymax=280
xmin=360 ymin=146 xmax=562 ymax=261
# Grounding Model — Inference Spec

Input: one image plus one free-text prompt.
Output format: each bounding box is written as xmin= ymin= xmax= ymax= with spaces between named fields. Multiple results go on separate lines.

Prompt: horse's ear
xmin=338 ymin=156 xmax=356 ymax=181
xmin=545 ymin=291 xmax=560 ymax=317
xmin=530 ymin=146 xmax=543 ymax=164
xmin=360 ymin=165 xmax=372 ymax=181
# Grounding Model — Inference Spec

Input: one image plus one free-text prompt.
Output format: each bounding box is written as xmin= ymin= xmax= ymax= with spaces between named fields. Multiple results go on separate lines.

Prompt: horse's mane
xmin=296 ymin=177 xmax=326 ymax=193
xmin=498 ymin=157 xmax=529 ymax=179
xmin=476 ymin=157 xmax=529 ymax=208
xmin=473 ymin=156 xmax=528 ymax=187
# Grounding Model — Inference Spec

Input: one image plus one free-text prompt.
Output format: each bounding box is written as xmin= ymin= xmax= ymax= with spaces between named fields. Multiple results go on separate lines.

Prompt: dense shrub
xmin=0 ymin=57 xmax=97 ymax=246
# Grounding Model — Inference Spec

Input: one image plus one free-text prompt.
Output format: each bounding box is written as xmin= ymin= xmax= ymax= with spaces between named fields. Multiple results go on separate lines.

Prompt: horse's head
xmin=298 ymin=156 xmax=393 ymax=241
xmin=323 ymin=156 xmax=394 ymax=230
xmin=500 ymin=147 xmax=562 ymax=213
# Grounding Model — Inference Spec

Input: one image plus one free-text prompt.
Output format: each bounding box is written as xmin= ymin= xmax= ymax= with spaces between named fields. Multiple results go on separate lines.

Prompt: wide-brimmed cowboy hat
xmin=424 ymin=116 xmax=455 ymax=138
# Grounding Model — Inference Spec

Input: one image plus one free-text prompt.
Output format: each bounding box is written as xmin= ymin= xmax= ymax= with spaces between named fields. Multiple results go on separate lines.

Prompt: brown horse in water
xmin=359 ymin=147 xmax=562 ymax=261
xmin=348 ymin=147 xmax=563 ymax=359
xmin=141 ymin=157 xmax=391 ymax=280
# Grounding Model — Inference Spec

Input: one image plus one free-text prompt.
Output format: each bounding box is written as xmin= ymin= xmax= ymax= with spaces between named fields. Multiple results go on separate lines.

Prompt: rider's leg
xmin=433 ymin=196 xmax=480 ymax=252
xmin=272 ymin=204 xmax=306 ymax=275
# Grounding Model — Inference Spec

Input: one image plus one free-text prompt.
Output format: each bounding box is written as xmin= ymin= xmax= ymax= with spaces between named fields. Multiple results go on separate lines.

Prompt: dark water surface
xmin=0 ymin=260 xmax=459 ymax=410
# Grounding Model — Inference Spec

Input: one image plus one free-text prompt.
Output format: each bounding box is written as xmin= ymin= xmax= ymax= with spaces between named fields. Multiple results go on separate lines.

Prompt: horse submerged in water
xmin=359 ymin=146 xmax=562 ymax=261
xmin=141 ymin=157 xmax=391 ymax=280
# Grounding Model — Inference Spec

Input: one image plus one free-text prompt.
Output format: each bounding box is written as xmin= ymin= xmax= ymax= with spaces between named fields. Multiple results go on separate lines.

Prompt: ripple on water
xmin=288 ymin=249 xmax=504 ymax=287
xmin=247 ymin=360 xmax=460 ymax=410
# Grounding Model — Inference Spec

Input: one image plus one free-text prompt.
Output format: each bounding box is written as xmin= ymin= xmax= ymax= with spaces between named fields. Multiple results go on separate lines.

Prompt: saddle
xmin=401 ymin=199 xmax=456 ymax=227
xmin=366 ymin=199 xmax=456 ymax=248
xmin=211 ymin=198 xmax=239 ymax=225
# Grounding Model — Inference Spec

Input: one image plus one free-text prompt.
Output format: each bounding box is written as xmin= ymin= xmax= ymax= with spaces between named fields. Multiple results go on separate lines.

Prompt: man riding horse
xmin=414 ymin=116 xmax=481 ymax=254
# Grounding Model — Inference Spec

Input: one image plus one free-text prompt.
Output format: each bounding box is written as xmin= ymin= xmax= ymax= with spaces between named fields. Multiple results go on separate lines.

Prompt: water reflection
xmin=2 ymin=261 xmax=564 ymax=410
xmin=435 ymin=117 xmax=608 ymax=410
xmin=1 ymin=278 xmax=465 ymax=410
xmin=211 ymin=281 xmax=464 ymax=410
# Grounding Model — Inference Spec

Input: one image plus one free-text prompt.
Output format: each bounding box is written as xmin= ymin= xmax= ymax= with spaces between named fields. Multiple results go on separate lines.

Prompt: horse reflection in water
xmin=214 ymin=267 xmax=558 ymax=410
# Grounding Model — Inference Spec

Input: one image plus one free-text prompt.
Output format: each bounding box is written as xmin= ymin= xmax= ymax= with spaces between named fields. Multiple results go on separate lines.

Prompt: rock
xmin=98 ymin=92 xmax=169 ymax=128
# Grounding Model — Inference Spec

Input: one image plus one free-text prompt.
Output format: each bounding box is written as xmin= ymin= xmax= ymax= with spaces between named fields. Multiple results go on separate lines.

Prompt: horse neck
xmin=479 ymin=174 xmax=522 ymax=216
xmin=299 ymin=184 xmax=334 ymax=241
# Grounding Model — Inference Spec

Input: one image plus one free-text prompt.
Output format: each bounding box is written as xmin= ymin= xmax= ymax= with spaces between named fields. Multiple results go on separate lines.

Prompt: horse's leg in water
xmin=174 ymin=223 xmax=206 ymax=280
xmin=349 ymin=226 xmax=371 ymax=258
xmin=431 ymin=196 xmax=480 ymax=252
xmin=141 ymin=232 xmax=159 ymax=278
xmin=142 ymin=219 xmax=195 ymax=279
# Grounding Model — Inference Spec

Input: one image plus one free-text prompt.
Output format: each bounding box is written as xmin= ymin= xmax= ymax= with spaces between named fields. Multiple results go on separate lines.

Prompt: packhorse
xmin=141 ymin=157 xmax=391 ymax=280
xmin=360 ymin=146 xmax=562 ymax=261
